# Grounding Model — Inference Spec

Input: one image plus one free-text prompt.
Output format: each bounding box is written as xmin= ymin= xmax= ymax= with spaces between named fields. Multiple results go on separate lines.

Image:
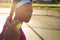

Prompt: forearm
xmin=6 ymin=20 xmax=21 ymax=40
xmin=6 ymin=27 xmax=21 ymax=40
xmin=9 ymin=2 xmax=16 ymax=18
xmin=10 ymin=27 xmax=21 ymax=40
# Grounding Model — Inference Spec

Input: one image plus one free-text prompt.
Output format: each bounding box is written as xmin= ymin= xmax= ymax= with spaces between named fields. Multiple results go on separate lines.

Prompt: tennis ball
xmin=16 ymin=23 xmax=22 ymax=30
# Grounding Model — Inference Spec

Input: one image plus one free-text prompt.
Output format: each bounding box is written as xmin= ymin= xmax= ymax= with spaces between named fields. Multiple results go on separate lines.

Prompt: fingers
xmin=12 ymin=19 xmax=20 ymax=25
xmin=6 ymin=16 xmax=20 ymax=29
xmin=6 ymin=18 xmax=20 ymax=28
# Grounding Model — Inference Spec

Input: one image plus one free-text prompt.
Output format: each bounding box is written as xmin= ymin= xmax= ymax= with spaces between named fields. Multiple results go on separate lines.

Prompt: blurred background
xmin=0 ymin=0 xmax=60 ymax=40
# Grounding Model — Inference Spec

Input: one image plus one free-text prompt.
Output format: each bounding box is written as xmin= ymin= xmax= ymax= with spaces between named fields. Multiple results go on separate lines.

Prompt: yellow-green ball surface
xmin=16 ymin=23 xmax=22 ymax=30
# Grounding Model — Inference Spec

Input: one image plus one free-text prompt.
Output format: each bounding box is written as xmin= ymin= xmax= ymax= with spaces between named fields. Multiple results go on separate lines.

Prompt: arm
xmin=6 ymin=18 xmax=21 ymax=40
xmin=8 ymin=2 xmax=16 ymax=21
xmin=6 ymin=2 xmax=21 ymax=40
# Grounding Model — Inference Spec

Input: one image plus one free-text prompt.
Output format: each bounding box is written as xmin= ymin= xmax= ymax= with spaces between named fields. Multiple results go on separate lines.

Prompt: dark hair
xmin=30 ymin=0 xmax=32 ymax=2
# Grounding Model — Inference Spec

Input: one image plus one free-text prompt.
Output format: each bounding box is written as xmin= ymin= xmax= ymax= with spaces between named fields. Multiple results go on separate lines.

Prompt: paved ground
xmin=22 ymin=10 xmax=60 ymax=40
xmin=0 ymin=9 xmax=60 ymax=40
xmin=22 ymin=15 xmax=60 ymax=40
xmin=33 ymin=9 xmax=60 ymax=17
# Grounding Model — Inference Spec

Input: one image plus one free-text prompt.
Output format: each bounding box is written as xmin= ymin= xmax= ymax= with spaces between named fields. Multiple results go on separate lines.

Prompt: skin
xmin=5 ymin=2 xmax=33 ymax=40
xmin=6 ymin=18 xmax=21 ymax=40
xmin=15 ymin=3 xmax=33 ymax=22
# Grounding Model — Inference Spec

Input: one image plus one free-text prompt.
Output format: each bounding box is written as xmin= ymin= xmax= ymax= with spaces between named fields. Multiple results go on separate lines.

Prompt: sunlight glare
xmin=0 ymin=8 xmax=11 ymax=13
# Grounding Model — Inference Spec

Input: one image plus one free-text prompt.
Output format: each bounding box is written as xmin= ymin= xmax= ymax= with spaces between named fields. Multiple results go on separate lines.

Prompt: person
xmin=1 ymin=0 xmax=33 ymax=40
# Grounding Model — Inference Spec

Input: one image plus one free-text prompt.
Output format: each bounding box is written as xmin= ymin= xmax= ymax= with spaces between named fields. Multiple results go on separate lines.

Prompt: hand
xmin=6 ymin=16 xmax=20 ymax=30
xmin=6 ymin=18 xmax=21 ymax=40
